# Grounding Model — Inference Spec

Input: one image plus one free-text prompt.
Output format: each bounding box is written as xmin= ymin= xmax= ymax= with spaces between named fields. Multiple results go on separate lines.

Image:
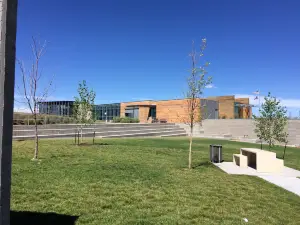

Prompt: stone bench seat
xmin=233 ymin=154 xmax=248 ymax=168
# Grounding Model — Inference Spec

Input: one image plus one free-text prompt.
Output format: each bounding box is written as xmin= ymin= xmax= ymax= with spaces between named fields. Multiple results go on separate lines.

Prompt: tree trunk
xmin=93 ymin=126 xmax=95 ymax=145
xmin=33 ymin=113 xmax=39 ymax=160
xmin=77 ymin=130 xmax=79 ymax=145
xmin=80 ymin=125 xmax=83 ymax=144
xmin=93 ymin=131 xmax=95 ymax=145
xmin=260 ymin=141 xmax=262 ymax=150
xmin=283 ymin=144 xmax=287 ymax=160
xmin=188 ymin=127 xmax=193 ymax=169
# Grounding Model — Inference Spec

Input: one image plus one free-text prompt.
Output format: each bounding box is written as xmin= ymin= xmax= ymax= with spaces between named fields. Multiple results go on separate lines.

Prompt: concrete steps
xmin=101 ymin=130 xmax=187 ymax=138
xmin=13 ymin=123 xmax=177 ymax=130
xmin=13 ymin=123 xmax=187 ymax=140
xmin=13 ymin=125 xmax=178 ymax=136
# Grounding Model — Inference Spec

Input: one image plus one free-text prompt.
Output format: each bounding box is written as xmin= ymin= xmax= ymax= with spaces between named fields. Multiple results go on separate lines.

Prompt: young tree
xmin=279 ymin=132 xmax=289 ymax=160
xmin=73 ymin=80 xmax=96 ymax=144
xmin=184 ymin=39 xmax=212 ymax=169
xmin=17 ymin=37 xmax=54 ymax=160
xmin=254 ymin=117 xmax=267 ymax=150
xmin=253 ymin=92 xmax=288 ymax=150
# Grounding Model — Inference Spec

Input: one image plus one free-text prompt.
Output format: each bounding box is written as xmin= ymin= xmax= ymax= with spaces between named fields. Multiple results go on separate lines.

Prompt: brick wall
xmin=156 ymin=99 xmax=201 ymax=123
xmin=120 ymin=101 xmax=154 ymax=116
xmin=139 ymin=106 xmax=151 ymax=123
xmin=236 ymin=98 xmax=252 ymax=119
xmin=208 ymin=96 xmax=235 ymax=119
xmin=120 ymin=101 xmax=155 ymax=118
xmin=235 ymin=98 xmax=249 ymax=104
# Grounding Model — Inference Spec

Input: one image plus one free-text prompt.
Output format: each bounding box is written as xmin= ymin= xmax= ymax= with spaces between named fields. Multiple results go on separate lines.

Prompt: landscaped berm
xmin=11 ymin=138 xmax=300 ymax=225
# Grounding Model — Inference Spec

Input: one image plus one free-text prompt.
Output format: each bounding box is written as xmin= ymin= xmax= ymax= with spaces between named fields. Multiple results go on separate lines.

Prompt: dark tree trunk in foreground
xmin=0 ymin=1 xmax=18 ymax=224
xmin=33 ymin=112 xmax=39 ymax=160
xmin=188 ymin=127 xmax=193 ymax=169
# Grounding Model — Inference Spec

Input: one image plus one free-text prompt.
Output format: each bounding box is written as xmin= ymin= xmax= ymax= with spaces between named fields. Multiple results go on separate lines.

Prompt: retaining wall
xmin=178 ymin=120 xmax=300 ymax=146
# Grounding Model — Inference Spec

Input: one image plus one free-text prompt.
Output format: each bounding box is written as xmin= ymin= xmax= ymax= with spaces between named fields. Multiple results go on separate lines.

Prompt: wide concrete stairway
xmin=13 ymin=123 xmax=187 ymax=140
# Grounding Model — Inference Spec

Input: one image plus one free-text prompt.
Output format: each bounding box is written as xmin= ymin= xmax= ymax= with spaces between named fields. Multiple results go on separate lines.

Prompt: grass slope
xmin=11 ymin=138 xmax=300 ymax=225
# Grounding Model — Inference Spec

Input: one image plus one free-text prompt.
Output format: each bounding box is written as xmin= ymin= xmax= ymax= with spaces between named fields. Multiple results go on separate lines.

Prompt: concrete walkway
xmin=214 ymin=162 xmax=300 ymax=196
xmin=259 ymin=176 xmax=300 ymax=196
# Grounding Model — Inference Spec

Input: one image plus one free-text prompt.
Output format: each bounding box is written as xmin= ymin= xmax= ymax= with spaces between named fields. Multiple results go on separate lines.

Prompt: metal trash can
xmin=210 ymin=144 xmax=223 ymax=163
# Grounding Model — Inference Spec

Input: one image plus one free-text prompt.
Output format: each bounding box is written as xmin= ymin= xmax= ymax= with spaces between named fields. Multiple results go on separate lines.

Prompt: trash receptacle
xmin=210 ymin=144 xmax=223 ymax=163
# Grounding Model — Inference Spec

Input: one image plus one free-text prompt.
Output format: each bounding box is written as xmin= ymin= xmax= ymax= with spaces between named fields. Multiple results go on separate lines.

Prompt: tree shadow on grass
xmin=11 ymin=211 xmax=79 ymax=225
xmin=192 ymin=161 xmax=215 ymax=169
xmin=74 ymin=143 xmax=110 ymax=146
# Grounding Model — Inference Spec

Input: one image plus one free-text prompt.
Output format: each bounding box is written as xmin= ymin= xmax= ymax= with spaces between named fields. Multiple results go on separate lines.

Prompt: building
xmin=38 ymin=95 xmax=252 ymax=122
xmin=120 ymin=96 xmax=252 ymax=123
xmin=38 ymin=101 xmax=74 ymax=116
xmin=94 ymin=103 xmax=121 ymax=121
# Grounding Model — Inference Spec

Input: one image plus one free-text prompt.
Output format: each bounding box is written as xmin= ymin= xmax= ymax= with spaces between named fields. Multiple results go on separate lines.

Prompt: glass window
xmin=148 ymin=107 xmax=156 ymax=119
xmin=94 ymin=103 xmax=121 ymax=121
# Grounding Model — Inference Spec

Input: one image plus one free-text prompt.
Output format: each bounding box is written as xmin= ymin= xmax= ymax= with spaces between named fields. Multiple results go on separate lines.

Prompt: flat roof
xmin=126 ymin=104 xmax=156 ymax=107
xmin=37 ymin=95 xmax=251 ymax=105
xmin=37 ymin=100 xmax=74 ymax=103
xmin=121 ymin=95 xmax=237 ymax=103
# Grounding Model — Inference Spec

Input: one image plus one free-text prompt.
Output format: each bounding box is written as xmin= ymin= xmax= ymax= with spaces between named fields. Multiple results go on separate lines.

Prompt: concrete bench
xmin=233 ymin=154 xmax=248 ymax=168
xmin=240 ymin=148 xmax=284 ymax=173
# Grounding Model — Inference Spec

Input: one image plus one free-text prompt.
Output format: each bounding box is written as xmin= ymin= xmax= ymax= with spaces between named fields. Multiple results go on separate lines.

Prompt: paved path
xmin=214 ymin=162 xmax=300 ymax=196
xmin=259 ymin=176 xmax=300 ymax=196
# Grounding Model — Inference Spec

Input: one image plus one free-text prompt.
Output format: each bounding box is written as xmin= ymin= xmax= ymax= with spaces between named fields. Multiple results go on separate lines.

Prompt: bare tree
xmin=184 ymin=39 xmax=212 ymax=169
xmin=16 ymin=36 xmax=54 ymax=160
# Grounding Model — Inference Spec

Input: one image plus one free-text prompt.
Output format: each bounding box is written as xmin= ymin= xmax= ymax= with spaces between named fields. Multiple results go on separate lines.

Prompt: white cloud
xmin=205 ymin=84 xmax=217 ymax=89
xmin=235 ymin=94 xmax=300 ymax=108
xmin=14 ymin=107 xmax=31 ymax=113
xmin=14 ymin=92 xmax=71 ymax=101
xmin=278 ymin=98 xmax=300 ymax=108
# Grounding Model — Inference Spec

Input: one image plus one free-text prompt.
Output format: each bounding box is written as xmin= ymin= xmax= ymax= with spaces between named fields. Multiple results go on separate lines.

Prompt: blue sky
xmin=15 ymin=0 xmax=300 ymax=116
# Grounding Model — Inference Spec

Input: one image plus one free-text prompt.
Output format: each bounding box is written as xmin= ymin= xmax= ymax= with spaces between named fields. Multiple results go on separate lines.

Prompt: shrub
xmin=13 ymin=113 xmax=82 ymax=125
xmin=113 ymin=117 xmax=139 ymax=123
xmin=43 ymin=116 xmax=50 ymax=125
xmin=131 ymin=118 xmax=140 ymax=123
xmin=63 ymin=117 xmax=70 ymax=124
xmin=120 ymin=117 xmax=131 ymax=123
xmin=28 ymin=119 xmax=35 ymax=125
xmin=52 ymin=116 xmax=64 ymax=124
xmin=112 ymin=117 xmax=121 ymax=123
xmin=69 ymin=117 xmax=76 ymax=123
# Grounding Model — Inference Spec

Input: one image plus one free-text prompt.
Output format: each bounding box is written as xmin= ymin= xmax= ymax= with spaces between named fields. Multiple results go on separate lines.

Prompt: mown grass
xmin=11 ymin=138 xmax=300 ymax=225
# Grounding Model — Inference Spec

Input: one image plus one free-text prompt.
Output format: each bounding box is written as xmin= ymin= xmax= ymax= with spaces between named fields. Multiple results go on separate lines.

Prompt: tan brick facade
xmin=236 ymin=98 xmax=252 ymax=119
xmin=208 ymin=96 xmax=235 ymax=119
xmin=139 ymin=106 xmax=151 ymax=123
xmin=120 ymin=101 xmax=156 ymax=123
xmin=120 ymin=96 xmax=251 ymax=123
xmin=236 ymin=98 xmax=249 ymax=104
xmin=156 ymin=99 xmax=201 ymax=123
xmin=217 ymin=96 xmax=235 ymax=119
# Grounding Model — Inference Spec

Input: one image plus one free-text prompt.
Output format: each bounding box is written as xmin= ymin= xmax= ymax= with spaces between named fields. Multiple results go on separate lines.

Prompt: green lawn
xmin=11 ymin=138 xmax=300 ymax=225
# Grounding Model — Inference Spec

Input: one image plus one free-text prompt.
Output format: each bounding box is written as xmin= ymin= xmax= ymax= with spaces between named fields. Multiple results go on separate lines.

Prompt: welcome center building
xmin=37 ymin=95 xmax=252 ymax=123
